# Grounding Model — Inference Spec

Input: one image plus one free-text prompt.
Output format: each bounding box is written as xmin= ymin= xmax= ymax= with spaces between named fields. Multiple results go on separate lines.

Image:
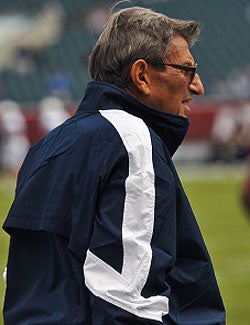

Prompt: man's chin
xmin=179 ymin=104 xmax=190 ymax=117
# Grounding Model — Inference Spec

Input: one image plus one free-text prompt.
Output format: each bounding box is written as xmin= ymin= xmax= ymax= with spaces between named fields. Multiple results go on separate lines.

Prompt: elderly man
xmin=3 ymin=6 xmax=226 ymax=325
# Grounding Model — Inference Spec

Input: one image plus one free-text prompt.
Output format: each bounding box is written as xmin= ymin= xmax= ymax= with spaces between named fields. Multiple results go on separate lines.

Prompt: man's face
xmin=145 ymin=34 xmax=204 ymax=116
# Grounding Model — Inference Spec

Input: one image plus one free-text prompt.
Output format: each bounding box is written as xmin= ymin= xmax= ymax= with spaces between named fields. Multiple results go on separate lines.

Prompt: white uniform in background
xmin=0 ymin=99 xmax=29 ymax=173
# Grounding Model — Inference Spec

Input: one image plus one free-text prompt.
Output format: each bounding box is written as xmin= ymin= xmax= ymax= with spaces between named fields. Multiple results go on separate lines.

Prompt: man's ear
xmin=130 ymin=59 xmax=151 ymax=95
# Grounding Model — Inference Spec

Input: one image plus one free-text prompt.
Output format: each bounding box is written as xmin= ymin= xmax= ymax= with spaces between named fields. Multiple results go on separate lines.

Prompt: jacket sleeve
xmin=3 ymin=230 xmax=91 ymax=325
xmin=83 ymin=110 xmax=174 ymax=324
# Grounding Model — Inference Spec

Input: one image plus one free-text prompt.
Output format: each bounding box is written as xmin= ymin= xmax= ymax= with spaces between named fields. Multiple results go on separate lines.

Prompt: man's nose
xmin=188 ymin=74 xmax=204 ymax=96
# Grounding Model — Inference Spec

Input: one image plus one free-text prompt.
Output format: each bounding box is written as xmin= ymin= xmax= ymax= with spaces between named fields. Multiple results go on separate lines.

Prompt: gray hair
xmin=88 ymin=6 xmax=200 ymax=88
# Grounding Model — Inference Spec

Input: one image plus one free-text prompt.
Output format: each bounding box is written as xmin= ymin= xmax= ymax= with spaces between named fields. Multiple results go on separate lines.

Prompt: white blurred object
xmin=211 ymin=106 xmax=240 ymax=144
xmin=1 ymin=134 xmax=29 ymax=172
xmin=0 ymin=99 xmax=29 ymax=173
xmin=39 ymin=96 xmax=70 ymax=132
xmin=0 ymin=99 xmax=26 ymax=133
xmin=3 ymin=266 xmax=7 ymax=282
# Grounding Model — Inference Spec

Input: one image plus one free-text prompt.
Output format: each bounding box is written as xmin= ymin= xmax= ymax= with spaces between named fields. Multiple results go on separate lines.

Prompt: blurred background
xmin=0 ymin=0 xmax=250 ymax=324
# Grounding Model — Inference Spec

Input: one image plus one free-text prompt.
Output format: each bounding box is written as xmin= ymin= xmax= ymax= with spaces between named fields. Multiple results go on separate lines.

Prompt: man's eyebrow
xmin=183 ymin=60 xmax=196 ymax=66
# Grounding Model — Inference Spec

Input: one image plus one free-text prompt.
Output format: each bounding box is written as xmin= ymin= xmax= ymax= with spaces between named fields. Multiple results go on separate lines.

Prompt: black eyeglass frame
xmin=148 ymin=61 xmax=198 ymax=84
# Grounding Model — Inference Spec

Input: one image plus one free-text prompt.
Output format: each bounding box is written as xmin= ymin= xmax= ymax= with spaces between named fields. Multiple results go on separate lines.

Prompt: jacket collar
xmin=77 ymin=81 xmax=190 ymax=157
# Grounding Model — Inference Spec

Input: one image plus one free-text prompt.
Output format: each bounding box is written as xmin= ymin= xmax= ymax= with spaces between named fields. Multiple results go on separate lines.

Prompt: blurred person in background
xmin=0 ymin=99 xmax=29 ymax=174
xmin=211 ymin=106 xmax=243 ymax=162
xmin=38 ymin=96 xmax=70 ymax=134
xmin=211 ymin=103 xmax=250 ymax=162
xmin=2 ymin=6 xmax=225 ymax=325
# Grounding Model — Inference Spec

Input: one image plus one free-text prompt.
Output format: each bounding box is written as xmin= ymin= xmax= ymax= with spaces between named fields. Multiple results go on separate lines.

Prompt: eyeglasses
xmin=149 ymin=62 xmax=198 ymax=84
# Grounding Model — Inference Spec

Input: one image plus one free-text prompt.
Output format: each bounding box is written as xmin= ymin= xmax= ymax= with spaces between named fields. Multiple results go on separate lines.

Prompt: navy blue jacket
xmin=3 ymin=81 xmax=226 ymax=324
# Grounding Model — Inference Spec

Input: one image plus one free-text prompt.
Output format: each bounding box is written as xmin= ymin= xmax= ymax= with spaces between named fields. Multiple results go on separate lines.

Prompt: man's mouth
xmin=182 ymin=97 xmax=192 ymax=105
xmin=181 ymin=98 xmax=192 ymax=116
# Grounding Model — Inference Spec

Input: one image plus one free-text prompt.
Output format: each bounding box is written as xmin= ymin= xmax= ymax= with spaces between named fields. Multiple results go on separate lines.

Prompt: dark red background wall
xmin=22 ymin=98 xmax=250 ymax=145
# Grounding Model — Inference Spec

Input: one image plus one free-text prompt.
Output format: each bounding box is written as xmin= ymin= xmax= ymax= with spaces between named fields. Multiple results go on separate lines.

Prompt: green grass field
xmin=0 ymin=165 xmax=250 ymax=324
xmin=0 ymin=173 xmax=15 ymax=325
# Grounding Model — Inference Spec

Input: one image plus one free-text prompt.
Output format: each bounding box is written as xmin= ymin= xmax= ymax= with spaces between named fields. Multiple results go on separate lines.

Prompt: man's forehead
xmin=167 ymin=35 xmax=194 ymax=63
